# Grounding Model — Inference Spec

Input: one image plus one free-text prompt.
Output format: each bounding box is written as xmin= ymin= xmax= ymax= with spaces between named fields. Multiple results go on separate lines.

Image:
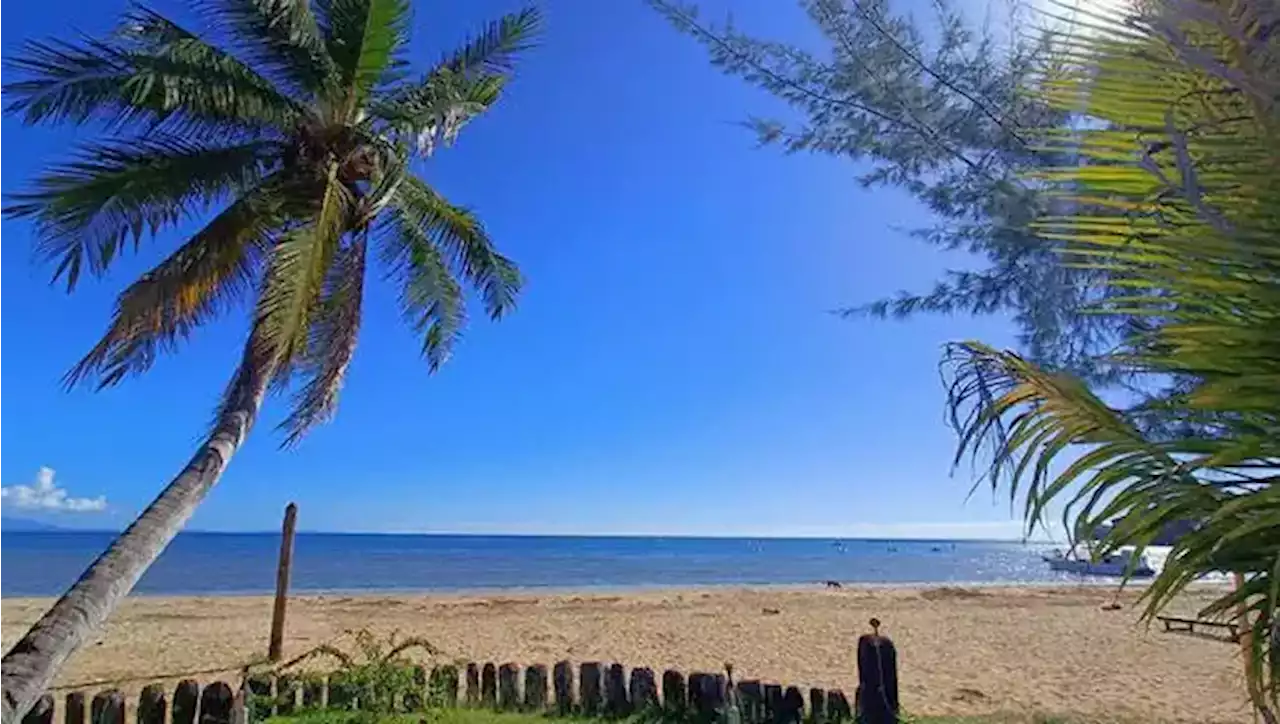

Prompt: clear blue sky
xmin=1 ymin=0 xmax=1031 ymax=538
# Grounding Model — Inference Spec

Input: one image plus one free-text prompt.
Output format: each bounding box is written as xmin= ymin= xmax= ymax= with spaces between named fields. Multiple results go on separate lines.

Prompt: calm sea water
xmin=0 ymin=532 xmax=1073 ymax=597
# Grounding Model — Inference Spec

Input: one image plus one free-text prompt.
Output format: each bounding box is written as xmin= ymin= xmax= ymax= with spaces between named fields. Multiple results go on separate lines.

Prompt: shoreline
xmin=3 ymin=577 xmax=1233 ymax=600
xmin=1 ymin=584 xmax=1248 ymax=723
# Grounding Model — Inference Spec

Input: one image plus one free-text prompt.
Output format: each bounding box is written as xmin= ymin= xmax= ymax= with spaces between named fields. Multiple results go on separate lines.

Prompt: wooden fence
xmin=19 ymin=662 xmax=856 ymax=724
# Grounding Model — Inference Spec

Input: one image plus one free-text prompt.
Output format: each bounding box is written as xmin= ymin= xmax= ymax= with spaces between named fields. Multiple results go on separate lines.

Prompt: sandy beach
xmin=1 ymin=585 xmax=1247 ymax=723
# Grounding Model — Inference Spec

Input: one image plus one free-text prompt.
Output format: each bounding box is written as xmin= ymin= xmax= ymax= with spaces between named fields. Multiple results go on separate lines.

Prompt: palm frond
xmin=317 ymin=0 xmax=411 ymax=116
xmin=3 ymin=136 xmax=279 ymax=290
xmin=63 ymin=179 xmax=292 ymax=389
xmin=371 ymin=68 xmax=505 ymax=157
xmin=248 ymin=163 xmax=353 ymax=382
xmin=3 ymin=8 xmax=302 ymax=133
xmin=390 ymin=175 xmax=521 ymax=319
xmin=437 ymin=7 xmax=541 ymax=77
xmin=278 ymin=236 xmax=366 ymax=446
xmin=194 ymin=0 xmax=338 ymax=97
xmin=380 ymin=193 xmax=467 ymax=372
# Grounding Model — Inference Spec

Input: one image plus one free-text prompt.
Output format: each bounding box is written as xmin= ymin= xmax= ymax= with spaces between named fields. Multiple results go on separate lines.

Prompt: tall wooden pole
xmin=268 ymin=503 xmax=298 ymax=663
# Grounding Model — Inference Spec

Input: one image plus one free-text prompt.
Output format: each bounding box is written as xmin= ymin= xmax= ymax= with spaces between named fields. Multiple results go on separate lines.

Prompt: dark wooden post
xmin=628 ymin=667 xmax=658 ymax=712
xmin=552 ymin=661 xmax=574 ymax=715
xmin=688 ymin=673 xmax=723 ymax=721
xmin=498 ymin=664 xmax=520 ymax=710
xmin=856 ymin=627 xmax=899 ymax=724
xmin=247 ymin=675 xmax=274 ymax=721
xmin=303 ymin=676 xmax=326 ymax=710
xmin=523 ymin=665 xmax=548 ymax=710
xmin=200 ymin=683 xmax=234 ymax=724
xmin=737 ymin=681 xmax=764 ymax=724
xmin=328 ymin=672 xmax=357 ymax=711
xmin=269 ymin=502 xmax=299 ymax=663
xmin=481 ymin=663 xmax=498 ymax=708
xmin=21 ymin=694 xmax=53 ymax=724
xmin=826 ymin=691 xmax=851 ymax=722
xmin=173 ymin=681 xmax=200 ymax=724
xmin=138 ymin=684 xmax=167 ymax=724
xmin=91 ymin=690 xmax=125 ymax=724
xmin=808 ymin=688 xmax=827 ymax=724
xmin=763 ymin=684 xmax=782 ymax=724
xmin=781 ymin=687 xmax=805 ymax=724
xmin=65 ymin=692 xmax=86 ymax=724
xmin=661 ymin=670 xmax=686 ymax=713
xmin=604 ymin=664 xmax=629 ymax=717
xmin=579 ymin=662 xmax=603 ymax=716
xmin=465 ymin=663 xmax=482 ymax=706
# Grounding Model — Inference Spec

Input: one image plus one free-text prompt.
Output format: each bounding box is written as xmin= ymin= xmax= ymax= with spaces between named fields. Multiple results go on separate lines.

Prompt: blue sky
xmin=1 ymin=0 xmax=1034 ymax=538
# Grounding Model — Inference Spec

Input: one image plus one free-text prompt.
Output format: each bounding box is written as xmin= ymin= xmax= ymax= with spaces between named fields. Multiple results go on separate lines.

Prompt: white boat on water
xmin=1043 ymin=546 xmax=1156 ymax=578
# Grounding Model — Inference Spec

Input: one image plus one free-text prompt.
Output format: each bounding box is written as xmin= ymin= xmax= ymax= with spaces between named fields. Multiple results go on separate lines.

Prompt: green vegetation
xmin=266 ymin=709 xmax=1135 ymax=724
xmin=0 ymin=1 xmax=540 ymax=719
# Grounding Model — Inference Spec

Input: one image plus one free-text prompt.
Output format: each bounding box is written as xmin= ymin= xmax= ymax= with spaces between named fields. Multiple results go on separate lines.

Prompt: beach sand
xmin=1 ymin=585 xmax=1246 ymax=723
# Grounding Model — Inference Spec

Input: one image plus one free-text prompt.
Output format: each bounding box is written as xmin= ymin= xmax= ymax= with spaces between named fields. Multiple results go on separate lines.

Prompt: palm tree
xmin=0 ymin=1 xmax=540 ymax=719
xmin=942 ymin=0 xmax=1278 ymax=719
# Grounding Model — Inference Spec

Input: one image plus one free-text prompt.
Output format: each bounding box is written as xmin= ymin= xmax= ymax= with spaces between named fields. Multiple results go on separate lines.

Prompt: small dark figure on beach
xmin=824 ymin=580 xmax=843 ymax=589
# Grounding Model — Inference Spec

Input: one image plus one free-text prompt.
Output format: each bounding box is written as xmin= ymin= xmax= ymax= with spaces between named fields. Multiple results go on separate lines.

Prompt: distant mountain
xmin=1 ymin=517 xmax=65 ymax=532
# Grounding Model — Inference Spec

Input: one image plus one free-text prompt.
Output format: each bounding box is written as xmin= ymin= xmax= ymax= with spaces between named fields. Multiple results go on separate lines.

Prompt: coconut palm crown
xmin=0 ymin=2 xmax=540 ymax=720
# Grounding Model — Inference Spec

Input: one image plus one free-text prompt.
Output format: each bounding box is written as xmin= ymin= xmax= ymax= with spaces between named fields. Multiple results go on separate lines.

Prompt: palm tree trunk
xmin=0 ymin=361 xmax=272 ymax=724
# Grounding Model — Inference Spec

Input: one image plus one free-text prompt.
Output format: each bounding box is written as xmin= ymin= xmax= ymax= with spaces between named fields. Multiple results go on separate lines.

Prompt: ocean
xmin=0 ymin=532 xmax=1074 ymax=597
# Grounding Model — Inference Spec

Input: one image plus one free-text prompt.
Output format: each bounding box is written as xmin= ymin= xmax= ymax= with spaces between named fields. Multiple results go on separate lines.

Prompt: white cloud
xmin=1 ymin=467 xmax=108 ymax=513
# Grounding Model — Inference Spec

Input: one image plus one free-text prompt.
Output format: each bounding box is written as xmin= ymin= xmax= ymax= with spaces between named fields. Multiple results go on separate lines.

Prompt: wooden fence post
xmin=579 ymin=663 xmax=603 ymax=716
xmin=781 ymin=687 xmax=804 ymax=724
xmin=65 ymin=692 xmax=85 ymax=724
xmin=736 ymin=681 xmax=764 ymax=724
xmin=808 ymin=688 xmax=827 ymax=724
xmin=552 ymin=661 xmax=574 ymax=715
xmin=173 ymin=681 xmax=200 ymax=724
xmin=604 ymin=664 xmax=629 ymax=717
xmin=662 ymin=670 xmax=686 ymax=714
xmin=856 ymin=627 xmax=899 ymax=724
xmin=269 ymin=502 xmax=298 ymax=663
xmin=91 ymin=690 xmax=125 ymax=724
xmin=465 ymin=663 xmax=481 ymax=706
xmin=138 ymin=684 xmax=167 ymax=724
xmin=523 ymin=665 xmax=548 ymax=711
xmin=826 ymin=690 xmax=851 ymax=722
xmin=481 ymin=663 xmax=498 ymax=708
xmin=200 ymin=683 xmax=234 ymax=724
xmin=628 ymin=668 xmax=658 ymax=712
xmin=498 ymin=664 xmax=520 ymax=710
xmin=763 ymin=684 xmax=782 ymax=724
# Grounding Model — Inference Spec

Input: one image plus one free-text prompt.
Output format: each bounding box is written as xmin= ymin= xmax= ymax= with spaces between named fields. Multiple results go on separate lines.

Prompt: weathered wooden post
xmin=855 ymin=619 xmax=899 ymax=724
xmin=64 ymin=692 xmax=86 ymax=724
xmin=20 ymin=695 xmax=52 ymax=724
xmin=826 ymin=691 xmax=851 ymax=722
xmin=736 ymin=681 xmax=764 ymax=724
xmin=661 ymin=670 xmax=686 ymax=714
xmin=138 ymin=684 xmax=167 ymax=724
xmin=781 ymin=687 xmax=805 ymax=724
xmin=247 ymin=675 xmax=274 ymax=721
xmin=628 ymin=668 xmax=658 ymax=711
xmin=269 ymin=502 xmax=299 ymax=663
xmin=687 ymin=673 xmax=723 ymax=722
xmin=604 ymin=663 xmax=629 ymax=717
xmin=173 ymin=681 xmax=200 ymax=724
xmin=523 ymin=665 xmax=549 ymax=710
xmin=91 ymin=690 xmax=125 ymax=724
xmin=465 ymin=663 xmax=481 ymax=706
xmin=498 ymin=664 xmax=520 ymax=710
xmin=808 ymin=688 xmax=827 ymax=724
xmin=200 ymin=682 xmax=234 ymax=724
xmin=579 ymin=662 xmax=603 ymax=716
xmin=481 ymin=663 xmax=498 ymax=708
xmin=552 ymin=661 xmax=574 ymax=715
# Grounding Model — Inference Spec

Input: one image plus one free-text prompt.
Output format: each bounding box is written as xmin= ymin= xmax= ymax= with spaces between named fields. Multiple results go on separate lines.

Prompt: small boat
xmin=1043 ymin=547 xmax=1155 ymax=577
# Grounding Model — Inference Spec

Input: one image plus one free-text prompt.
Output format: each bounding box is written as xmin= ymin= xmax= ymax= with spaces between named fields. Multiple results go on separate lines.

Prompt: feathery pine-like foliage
xmin=3 ymin=0 xmax=540 ymax=445
xmin=649 ymin=0 xmax=1147 ymax=380
xmin=944 ymin=0 xmax=1279 ymax=717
